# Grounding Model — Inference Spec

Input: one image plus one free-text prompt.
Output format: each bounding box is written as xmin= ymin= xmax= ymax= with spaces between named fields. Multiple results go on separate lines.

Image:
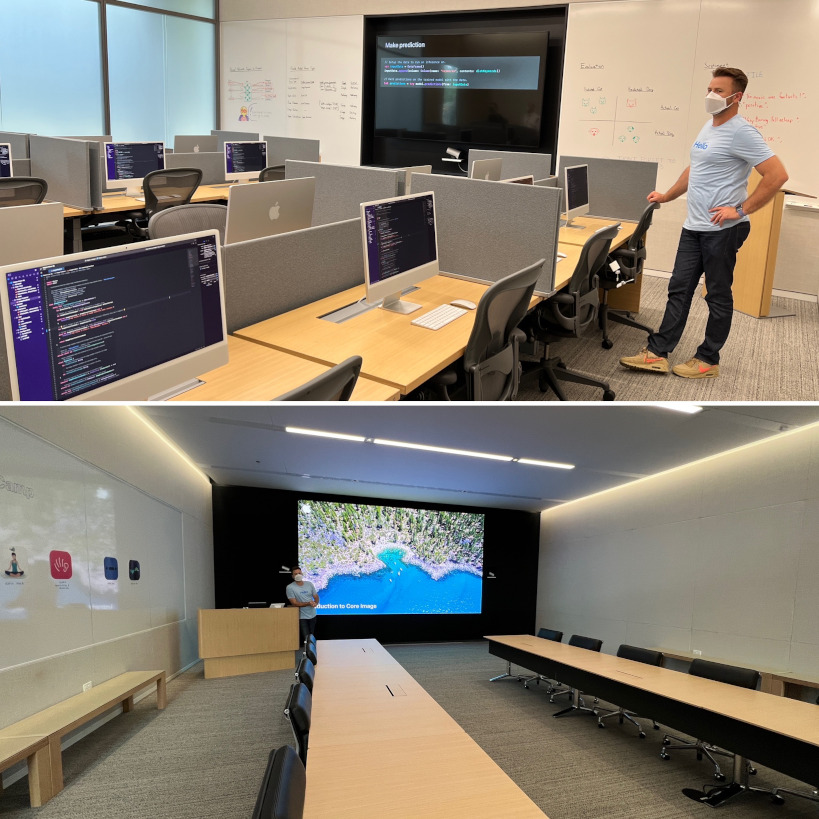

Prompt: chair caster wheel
xmin=749 ymin=766 xmax=757 ymax=775
xmin=771 ymin=795 xmax=785 ymax=806
xmin=660 ymin=751 xmax=670 ymax=760
xmin=603 ymin=390 xmax=615 ymax=401
xmin=662 ymin=738 xmax=670 ymax=746
xmin=653 ymin=724 xmax=660 ymax=730
xmin=602 ymin=339 xmax=613 ymax=350
xmin=714 ymin=773 xmax=726 ymax=782
xmin=639 ymin=732 xmax=646 ymax=739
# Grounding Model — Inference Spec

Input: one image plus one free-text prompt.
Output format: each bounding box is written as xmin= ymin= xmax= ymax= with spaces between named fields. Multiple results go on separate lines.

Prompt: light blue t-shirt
xmin=286 ymin=580 xmax=317 ymax=620
xmin=685 ymin=116 xmax=774 ymax=232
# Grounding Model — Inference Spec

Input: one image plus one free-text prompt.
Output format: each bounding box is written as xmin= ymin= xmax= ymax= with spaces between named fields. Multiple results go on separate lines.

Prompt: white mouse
xmin=451 ymin=299 xmax=477 ymax=310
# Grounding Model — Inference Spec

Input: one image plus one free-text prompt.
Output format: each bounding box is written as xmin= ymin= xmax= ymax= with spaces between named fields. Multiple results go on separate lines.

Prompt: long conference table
xmin=486 ymin=635 xmax=819 ymax=801
xmin=304 ymin=639 xmax=546 ymax=818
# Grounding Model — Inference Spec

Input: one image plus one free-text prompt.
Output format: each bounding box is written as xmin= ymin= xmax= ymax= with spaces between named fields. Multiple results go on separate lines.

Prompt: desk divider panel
xmin=212 ymin=129 xmax=260 ymax=150
xmin=166 ymin=151 xmax=226 ymax=184
xmin=557 ymin=156 xmax=658 ymax=222
xmin=29 ymin=136 xmax=101 ymax=210
xmin=222 ymin=217 xmax=364 ymax=333
xmin=263 ymin=136 xmax=320 ymax=166
xmin=13 ymin=159 xmax=32 ymax=177
xmin=0 ymin=132 xmax=31 ymax=159
xmin=0 ymin=317 xmax=10 ymax=402
xmin=410 ymin=172 xmax=561 ymax=296
xmin=468 ymin=149 xmax=553 ymax=180
xmin=285 ymin=161 xmax=402 ymax=226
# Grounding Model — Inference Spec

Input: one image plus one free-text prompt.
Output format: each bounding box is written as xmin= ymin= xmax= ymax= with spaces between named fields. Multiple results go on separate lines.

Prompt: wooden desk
xmin=235 ymin=275 xmax=539 ymax=396
xmin=170 ymin=336 xmax=399 ymax=402
xmin=303 ymin=639 xmax=546 ymax=818
xmin=197 ymin=608 xmax=299 ymax=679
xmin=558 ymin=216 xmax=636 ymax=247
xmin=487 ymin=635 xmax=819 ymax=796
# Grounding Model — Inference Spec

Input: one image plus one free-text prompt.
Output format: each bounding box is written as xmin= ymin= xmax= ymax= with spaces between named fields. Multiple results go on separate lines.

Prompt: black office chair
xmin=523 ymin=224 xmax=619 ymax=400
xmin=596 ymin=645 xmax=663 ymax=737
xmin=251 ymin=745 xmax=306 ymax=819
xmin=283 ymin=682 xmax=312 ymax=767
xmin=551 ymin=634 xmax=603 ymax=718
xmin=147 ymin=203 xmax=227 ymax=244
xmin=521 ymin=628 xmax=564 ymax=689
xmin=0 ymin=177 xmax=48 ymax=207
xmin=661 ymin=658 xmax=760 ymax=780
xmin=598 ymin=203 xmax=659 ymax=349
xmin=304 ymin=642 xmax=317 ymax=666
xmin=294 ymin=656 xmax=315 ymax=694
xmin=124 ymin=167 xmax=203 ymax=238
xmin=274 ymin=355 xmax=362 ymax=401
xmin=430 ymin=258 xmax=545 ymax=401
xmin=771 ymin=695 xmax=819 ymax=806
xmin=259 ymin=165 xmax=286 ymax=182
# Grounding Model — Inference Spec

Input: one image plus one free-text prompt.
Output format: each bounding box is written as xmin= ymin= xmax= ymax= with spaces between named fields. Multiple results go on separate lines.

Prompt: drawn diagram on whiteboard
xmin=227 ymin=79 xmax=277 ymax=122
xmin=5 ymin=548 xmax=24 ymax=577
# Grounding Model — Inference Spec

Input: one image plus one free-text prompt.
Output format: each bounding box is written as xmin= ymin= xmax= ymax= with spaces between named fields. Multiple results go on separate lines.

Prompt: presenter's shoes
xmin=619 ymin=347 xmax=669 ymax=373
xmin=672 ymin=357 xmax=720 ymax=378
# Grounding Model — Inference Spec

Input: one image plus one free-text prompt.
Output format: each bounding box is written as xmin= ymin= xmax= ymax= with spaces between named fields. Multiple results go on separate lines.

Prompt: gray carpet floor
xmin=516 ymin=273 xmax=819 ymax=402
xmin=1 ymin=643 xmax=816 ymax=818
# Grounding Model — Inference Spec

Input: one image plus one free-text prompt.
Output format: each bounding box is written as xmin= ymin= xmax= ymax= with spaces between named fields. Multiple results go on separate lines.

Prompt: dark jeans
xmin=299 ymin=617 xmax=317 ymax=644
xmin=648 ymin=222 xmax=751 ymax=365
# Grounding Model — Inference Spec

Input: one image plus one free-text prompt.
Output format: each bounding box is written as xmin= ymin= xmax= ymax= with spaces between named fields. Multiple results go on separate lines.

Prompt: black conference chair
xmin=551 ymin=634 xmax=603 ymax=718
xmin=274 ymin=355 xmax=362 ymax=401
xmin=294 ymin=655 xmax=315 ymax=694
xmin=147 ymin=202 xmax=227 ymax=244
xmin=521 ymin=628 xmax=564 ymax=689
xmin=661 ymin=658 xmax=760 ymax=780
xmin=596 ymin=645 xmax=663 ymax=737
xmin=523 ymin=224 xmax=619 ymax=400
xmin=259 ymin=165 xmax=286 ymax=182
xmin=251 ymin=745 xmax=306 ymax=819
xmin=430 ymin=258 xmax=545 ymax=401
xmin=598 ymin=202 xmax=659 ymax=350
xmin=124 ymin=167 xmax=203 ymax=238
xmin=770 ymin=695 xmax=819 ymax=806
xmin=304 ymin=641 xmax=317 ymax=666
xmin=0 ymin=177 xmax=48 ymax=207
xmin=283 ymin=682 xmax=312 ymax=767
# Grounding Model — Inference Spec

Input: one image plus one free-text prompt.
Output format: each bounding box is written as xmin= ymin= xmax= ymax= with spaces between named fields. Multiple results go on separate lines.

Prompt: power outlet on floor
xmin=83 ymin=681 xmax=92 ymax=692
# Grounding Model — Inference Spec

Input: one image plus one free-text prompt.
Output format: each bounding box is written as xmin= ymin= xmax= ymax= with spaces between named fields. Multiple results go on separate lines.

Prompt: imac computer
xmin=469 ymin=158 xmax=502 ymax=181
xmin=502 ymin=175 xmax=535 ymax=185
xmin=360 ymin=190 xmax=439 ymax=314
xmin=104 ymin=141 xmax=165 ymax=197
xmin=0 ymin=230 xmax=228 ymax=401
xmin=0 ymin=143 xmax=12 ymax=178
xmin=224 ymin=176 xmax=315 ymax=244
xmin=175 ymin=134 xmax=218 ymax=153
xmin=402 ymin=164 xmax=432 ymax=195
xmin=224 ymin=141 xmax=268 ymax=182
xmin=563 ymin=163 xmax=590 ymax=227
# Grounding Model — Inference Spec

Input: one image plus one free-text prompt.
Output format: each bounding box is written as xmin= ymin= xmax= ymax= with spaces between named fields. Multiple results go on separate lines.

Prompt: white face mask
xmin=293 ymin=574 xmax=304 ymax=582
xmin=705 ymin=90 xmax=738 ymax=115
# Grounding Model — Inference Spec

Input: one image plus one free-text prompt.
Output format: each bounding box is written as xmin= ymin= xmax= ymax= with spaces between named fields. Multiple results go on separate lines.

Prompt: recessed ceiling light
xmin=372 ymin=438 xmax=512 ymax=462
xmin=654 ymin=403 xmax=703 ymax=415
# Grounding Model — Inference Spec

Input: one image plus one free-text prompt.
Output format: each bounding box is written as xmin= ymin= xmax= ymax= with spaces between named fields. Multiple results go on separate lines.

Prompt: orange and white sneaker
xmin=619 ymin=347 xmax=669 ymax=373
xmin=672 ymin=357 xmax=719 ymax=378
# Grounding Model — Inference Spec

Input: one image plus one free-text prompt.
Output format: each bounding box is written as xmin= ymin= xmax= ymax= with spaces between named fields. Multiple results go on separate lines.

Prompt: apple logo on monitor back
xmin=483 ymin=173 xmax=490 ymax=180
xmin=269 ymin=203 xmax=280 ymax=221
xmin=193 ymin=144 xmax=200 ymax=152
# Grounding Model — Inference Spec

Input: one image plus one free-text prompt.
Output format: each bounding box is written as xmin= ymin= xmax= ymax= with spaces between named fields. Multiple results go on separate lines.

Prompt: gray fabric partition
xmin=410 ymin=173 xmax=560 ymax=296
xmin=0 ymin=315 xmax=10 ymax=401
xmin=0 ymin=132 xmax=31 ymax=158
xmin=167 ymin=151 xmax=226 ymax=184
xmin=222 ymin=217 xmax=364 ymax=333
xmin=557 ymin=156 xmax=658 ymax=222
xmin=468 ymin=149 xmax=552 ymax=180
xmin=29 ymin=136 xmax=99 ymax=209
xmin=285 ymin=161 xmax=402 ymax=226
xmin=211 ymin=129 xmax=260 ymax=150
xmin=13 ymin=159 xmax=31 ymax=177
xmin=263 ymin=136 xmax=320 ymax=166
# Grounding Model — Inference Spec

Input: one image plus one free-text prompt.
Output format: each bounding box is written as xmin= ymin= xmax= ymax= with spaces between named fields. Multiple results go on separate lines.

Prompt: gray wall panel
xmin=263 ymin=136 xmax=320 ymax=165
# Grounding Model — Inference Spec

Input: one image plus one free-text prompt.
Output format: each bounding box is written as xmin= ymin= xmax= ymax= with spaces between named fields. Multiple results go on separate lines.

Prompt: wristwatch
xmin=736 ymin=204 xmax=746 ymax=218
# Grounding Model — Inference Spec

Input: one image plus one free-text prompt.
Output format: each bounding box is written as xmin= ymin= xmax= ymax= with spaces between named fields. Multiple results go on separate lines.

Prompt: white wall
xmin=0 ymin=407 xmax=214 ymax=730
xmin=536 ymin=422 xmax=819 ymax=676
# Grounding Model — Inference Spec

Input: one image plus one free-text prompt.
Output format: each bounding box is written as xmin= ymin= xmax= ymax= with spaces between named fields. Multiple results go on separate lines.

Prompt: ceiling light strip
xmin=285 ymin=427 xmax=366 ymax=442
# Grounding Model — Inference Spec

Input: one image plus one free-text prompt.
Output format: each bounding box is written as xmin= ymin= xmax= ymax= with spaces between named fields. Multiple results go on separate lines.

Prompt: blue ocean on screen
xmin=316 ymin=548 xmax=482 ymax=615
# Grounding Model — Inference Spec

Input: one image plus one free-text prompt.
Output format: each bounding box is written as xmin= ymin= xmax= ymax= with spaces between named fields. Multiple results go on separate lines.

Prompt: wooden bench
xmin=0 ymin=670 xmax=166 ymax=807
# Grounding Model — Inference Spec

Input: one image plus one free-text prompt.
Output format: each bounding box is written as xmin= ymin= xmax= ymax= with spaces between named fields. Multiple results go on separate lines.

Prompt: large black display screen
xmin=375 ymin=32 xmax=549 ymax=148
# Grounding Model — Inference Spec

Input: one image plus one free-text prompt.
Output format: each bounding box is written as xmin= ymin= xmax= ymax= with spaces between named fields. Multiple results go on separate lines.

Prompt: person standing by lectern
xmin=286 ymin=565 xmax=319 ymax=644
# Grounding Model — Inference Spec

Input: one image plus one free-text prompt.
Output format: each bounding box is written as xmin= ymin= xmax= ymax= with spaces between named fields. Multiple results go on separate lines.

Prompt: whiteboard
xmin=221 ymin=16 xmax=363 ymax=165
xmin=559 ymin=0 xmax=819 ymax=195
xmin=0 ymin=419 xmax=185 ymax=671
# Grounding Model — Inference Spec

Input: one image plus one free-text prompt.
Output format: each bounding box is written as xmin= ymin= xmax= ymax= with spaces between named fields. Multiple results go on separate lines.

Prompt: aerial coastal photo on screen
xmin=297 ymin=501 xmax=484 ymax=615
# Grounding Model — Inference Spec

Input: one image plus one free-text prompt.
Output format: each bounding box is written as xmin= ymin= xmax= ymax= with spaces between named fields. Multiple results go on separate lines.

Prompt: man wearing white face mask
xmin=286 ymin=565 xmax=319 ymax=643
xmin=620 ymin=66 xmax=788 ymax=379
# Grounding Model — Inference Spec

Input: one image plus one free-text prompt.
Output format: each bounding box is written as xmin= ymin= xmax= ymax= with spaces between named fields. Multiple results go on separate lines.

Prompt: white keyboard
xmin=411 ymin=303 xmax=468 ymax=330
